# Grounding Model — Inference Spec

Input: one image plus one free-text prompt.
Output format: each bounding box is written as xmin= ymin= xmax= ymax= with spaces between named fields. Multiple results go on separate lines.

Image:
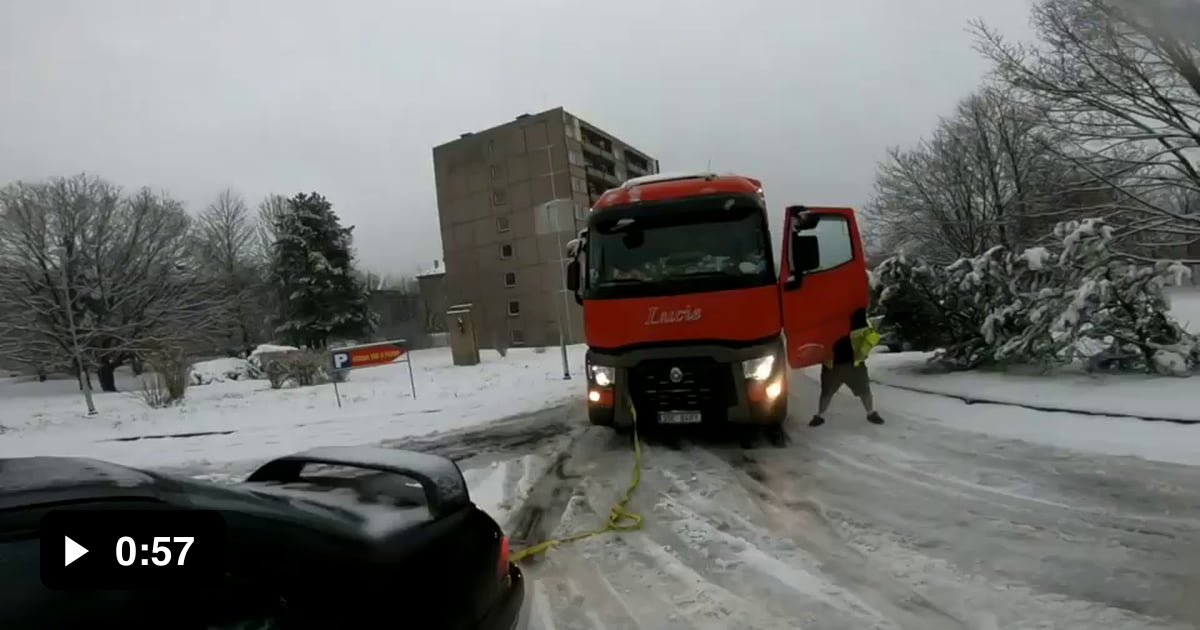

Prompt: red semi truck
xmin=564 ymin=172 xmax=870 ymax=430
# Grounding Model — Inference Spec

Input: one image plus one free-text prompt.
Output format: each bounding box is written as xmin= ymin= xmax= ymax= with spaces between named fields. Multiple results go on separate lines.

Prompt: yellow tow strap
xmin=509 ymin=405 xmax=645 ymax=563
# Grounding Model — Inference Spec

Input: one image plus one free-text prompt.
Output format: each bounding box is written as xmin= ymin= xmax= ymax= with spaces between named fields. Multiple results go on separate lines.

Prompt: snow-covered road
xmin=502 ymin=376 xmax=1200 ymax=630
xmin=168 ymin=370 xmax=1200 ymax=629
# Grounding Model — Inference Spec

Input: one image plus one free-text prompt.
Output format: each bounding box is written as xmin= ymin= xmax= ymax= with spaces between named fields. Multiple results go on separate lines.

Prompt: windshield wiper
xmin=598 ymin=277 xmax=647 ymax=285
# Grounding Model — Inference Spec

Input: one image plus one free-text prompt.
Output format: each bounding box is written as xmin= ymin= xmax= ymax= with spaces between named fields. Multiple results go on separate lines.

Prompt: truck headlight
xmin=742 ymin=354 xmax=776 ymax=381
xmin=588 ymin=365 xmax=615 ymax=387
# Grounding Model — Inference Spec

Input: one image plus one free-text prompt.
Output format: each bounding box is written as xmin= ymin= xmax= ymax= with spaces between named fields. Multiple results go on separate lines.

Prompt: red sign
xmin=331 ymin=341 xmax=408 ymax=370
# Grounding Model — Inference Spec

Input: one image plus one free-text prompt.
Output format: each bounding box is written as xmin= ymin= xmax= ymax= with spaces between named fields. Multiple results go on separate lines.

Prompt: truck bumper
xmin=585 ymin=337 xmax=788 ymax=428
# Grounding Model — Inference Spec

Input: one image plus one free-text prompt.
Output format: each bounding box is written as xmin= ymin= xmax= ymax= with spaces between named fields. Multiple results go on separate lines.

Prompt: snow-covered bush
xmin=1052 ymin=220 xmax=1196 ymax=375
xmin=189 ymin=358 xmax=252 ymax=386
xmin=870 ymin=255 xmax=951 ymax=352
xmin=261 ymin=350 xmax=347 ymax=389
xmin=247 ymin=344 xmax=300 ymax=379
xmin=874 ymin=218 xmax=1197 ymax=374
xmin=137 ymin=347 xmax=192 ymax=408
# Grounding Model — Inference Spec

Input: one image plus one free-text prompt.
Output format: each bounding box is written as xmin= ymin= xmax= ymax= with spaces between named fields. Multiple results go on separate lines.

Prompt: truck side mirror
xmin=792 ymin=234 xmax=821 ymax=273
xmin=787 ymin=206 xmax=820 ymax=231
xmin=565 ymin=259 xmax=580 ymax=292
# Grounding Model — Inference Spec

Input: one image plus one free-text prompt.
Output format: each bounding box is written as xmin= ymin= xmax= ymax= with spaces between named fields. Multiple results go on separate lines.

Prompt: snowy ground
xmin=0 ymin=345 xmax=585 ymax=471
xmin=1169 ymin=287 xmax=1200 ymax=333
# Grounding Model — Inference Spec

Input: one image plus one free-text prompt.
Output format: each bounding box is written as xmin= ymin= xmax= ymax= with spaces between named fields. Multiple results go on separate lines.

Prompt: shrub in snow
xmin=264 ymin=360 xmax=290 ymax=390
xmin=873 ymin=218 xmax=1197 ymax=374
xmin=262 ymin=350 xmax=347 ymax=389
xmin=287 ymin=352 xmax=326 ymax=387
xmin=870 ymin=255 xmax=951 ymax=352
xmin=137 ymin=347 xmax=192 ymax=408
xmin=1051 ymin=220 xmax=1196 ymax=375
xmin=247 ymin=344 xmax=300 ymax=379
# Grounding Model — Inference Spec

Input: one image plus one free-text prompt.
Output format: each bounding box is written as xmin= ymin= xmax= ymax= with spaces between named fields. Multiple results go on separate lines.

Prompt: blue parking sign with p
xmin=332 ymin=351 xmax=351 ymax=370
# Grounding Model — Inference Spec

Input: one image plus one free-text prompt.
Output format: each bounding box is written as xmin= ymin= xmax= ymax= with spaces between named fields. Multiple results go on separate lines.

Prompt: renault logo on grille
xmin=668 ymin=367 xmax=683 ymax=383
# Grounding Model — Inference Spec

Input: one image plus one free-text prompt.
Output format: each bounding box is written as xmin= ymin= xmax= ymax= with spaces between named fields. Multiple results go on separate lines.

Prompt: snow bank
xmin=189 ymin=358 xmax=252 ymax=386
xmin=0 ymin=345 xmax=588 ymax=470
xmin=1169 ymin=287 xmax=1200 ymax=334
xmin=866 ymin=375 xmax=1200 ymax=465
xmin=866 ymin=352 xmax=1198 ymax=422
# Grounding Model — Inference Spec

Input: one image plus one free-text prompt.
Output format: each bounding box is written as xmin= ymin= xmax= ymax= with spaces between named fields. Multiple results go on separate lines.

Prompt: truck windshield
xmin=587 ymin=195 xmax=775 ymax=299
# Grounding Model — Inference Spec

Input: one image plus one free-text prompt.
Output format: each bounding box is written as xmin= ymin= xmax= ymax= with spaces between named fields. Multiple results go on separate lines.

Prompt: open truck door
xmin=778 ymin=206 xmax=870 ymax=368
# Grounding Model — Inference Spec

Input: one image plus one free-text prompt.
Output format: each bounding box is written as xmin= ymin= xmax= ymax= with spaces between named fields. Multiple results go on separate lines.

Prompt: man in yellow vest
xmin=810 ymin=312 xmax=884 ymax=427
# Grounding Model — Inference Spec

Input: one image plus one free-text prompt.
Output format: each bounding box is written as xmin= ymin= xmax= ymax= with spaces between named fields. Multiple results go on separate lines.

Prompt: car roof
xmin=592 ymin=172 xmax=764 ymax=212
xmin=0 ymin=456 xmax=437 ymax=543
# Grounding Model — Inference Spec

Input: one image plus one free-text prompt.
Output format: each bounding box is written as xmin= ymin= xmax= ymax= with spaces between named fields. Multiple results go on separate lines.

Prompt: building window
xmin=507 ymin=300 xmax=520 ymax=316
xmin=568 ymin=150 xmax=584 ymax=167
xmin=487 ymin=139 xmax=495 ymax=156
xmin=510 ymin=328 xmax=525 ymax=345
xmin=571 ymin=177 xmax=586 ymax=194
xmin=503 ymin=272 xmax=516 ymax=287
xmin=499 ymin=243 xmax=513 ymax=259
xmin=491 ymin=189 xmax=506 ymax=205
xmin=496 ymin=216 xmax=510 ymax=232
xmin=489 ymin=165 xmax=498 ymax=180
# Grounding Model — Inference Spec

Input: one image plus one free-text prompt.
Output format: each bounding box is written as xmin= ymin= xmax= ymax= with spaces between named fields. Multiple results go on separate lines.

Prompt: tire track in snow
xmin=521 ymin=430 xmax=936 ymax=629
xmin=709 ymin=384 xmax=1199 ymax=629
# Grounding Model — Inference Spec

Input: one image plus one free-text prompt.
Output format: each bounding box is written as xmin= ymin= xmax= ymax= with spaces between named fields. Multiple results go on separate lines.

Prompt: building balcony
xmin=586 ymin=166 xmax=620 ymax=187
xmin=581 ymin=138 xmax=615 ymax=161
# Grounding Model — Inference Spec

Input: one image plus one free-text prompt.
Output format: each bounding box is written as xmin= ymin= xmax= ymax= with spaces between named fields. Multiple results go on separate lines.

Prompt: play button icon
xmin=64 ymin=535 xmax=88 ymax=567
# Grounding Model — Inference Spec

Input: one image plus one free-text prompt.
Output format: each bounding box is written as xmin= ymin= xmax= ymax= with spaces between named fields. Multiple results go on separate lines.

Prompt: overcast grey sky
xmin=0 ymin=0 xmax=1033 ymax=276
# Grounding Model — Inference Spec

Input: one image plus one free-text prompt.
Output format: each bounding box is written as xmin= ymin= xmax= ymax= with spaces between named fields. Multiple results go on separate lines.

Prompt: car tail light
xmin=497 ymin=535 xmax=511 ymax=579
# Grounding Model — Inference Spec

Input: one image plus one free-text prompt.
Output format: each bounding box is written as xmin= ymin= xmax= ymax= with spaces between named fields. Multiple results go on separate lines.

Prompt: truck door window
xmin=794 ymin=215 xmax=854 ymax=273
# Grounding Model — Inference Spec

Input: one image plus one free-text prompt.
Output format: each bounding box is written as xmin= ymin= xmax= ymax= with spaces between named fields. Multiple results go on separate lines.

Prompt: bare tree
xmin=256 ymin=194 xmax=290 ymax=262
xmin=195 ymin=189 xmax=265 ymax=354
xmin=867 ymin=86 xmax=1083 ymax=261
xmin=0 ymin=175 xmax=230 ymax=393
xmin=0 ymin=176 xmax=118 ymax=382
xmin=975 ymin=0 xmax=1200 ymax=262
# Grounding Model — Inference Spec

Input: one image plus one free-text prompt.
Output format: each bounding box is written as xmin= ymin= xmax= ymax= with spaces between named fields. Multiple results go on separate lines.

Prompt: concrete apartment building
xmin=432 ymin=107 xmax=660 ymax=349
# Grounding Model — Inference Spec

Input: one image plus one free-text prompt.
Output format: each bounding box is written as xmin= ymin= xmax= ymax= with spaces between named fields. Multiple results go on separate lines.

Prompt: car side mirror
xmin=565 ymin=259 xmax=580 ymax=292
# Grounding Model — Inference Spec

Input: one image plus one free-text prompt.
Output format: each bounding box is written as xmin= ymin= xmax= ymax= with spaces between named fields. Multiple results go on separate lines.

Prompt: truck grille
xmin=628 ymin=358 xmax=735 ymax=417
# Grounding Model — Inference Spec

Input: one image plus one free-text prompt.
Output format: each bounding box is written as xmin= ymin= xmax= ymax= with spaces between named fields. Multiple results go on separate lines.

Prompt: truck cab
xmin=565 ymin=173 xmax=869 ymax=430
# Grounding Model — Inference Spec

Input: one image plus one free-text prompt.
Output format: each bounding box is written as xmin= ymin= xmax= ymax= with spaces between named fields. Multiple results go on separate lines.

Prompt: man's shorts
xmin=820 ymin=362 xmax=872 ymax=398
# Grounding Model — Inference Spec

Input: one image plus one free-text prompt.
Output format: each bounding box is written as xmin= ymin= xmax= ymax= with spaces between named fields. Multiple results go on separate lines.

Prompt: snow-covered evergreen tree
xmin=871 ymin=254 xmax=951 ymax=352
xmin=1051 ymin=219 xmax=1196 ymax=375
xmin=874 ymin=217 xmax=1197 ymax=374
xmin=270 ymin=192 xmax=376 ymax=349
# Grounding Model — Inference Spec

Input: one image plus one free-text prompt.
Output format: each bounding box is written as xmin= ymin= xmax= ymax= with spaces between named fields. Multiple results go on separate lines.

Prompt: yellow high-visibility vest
xmin=824 ymin=326 xmax=881 ymax=368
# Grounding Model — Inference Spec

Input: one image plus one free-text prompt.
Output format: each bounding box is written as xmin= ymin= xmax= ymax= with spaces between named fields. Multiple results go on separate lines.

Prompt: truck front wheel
xmin=588 ymin=405 xmax=615 ymax=427
xmin=763 ymin=395 xmax=789 ymax=427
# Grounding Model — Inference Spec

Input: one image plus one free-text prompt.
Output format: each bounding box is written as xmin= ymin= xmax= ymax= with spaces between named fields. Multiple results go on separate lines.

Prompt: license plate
xmin=657 ymin=411 xmax=702 ymax=425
